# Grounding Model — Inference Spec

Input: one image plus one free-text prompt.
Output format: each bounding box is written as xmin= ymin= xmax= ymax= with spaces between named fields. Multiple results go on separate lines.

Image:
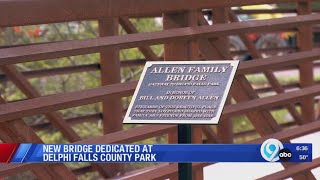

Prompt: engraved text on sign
xmin=123 ymin=61 xmax=239 ymax=124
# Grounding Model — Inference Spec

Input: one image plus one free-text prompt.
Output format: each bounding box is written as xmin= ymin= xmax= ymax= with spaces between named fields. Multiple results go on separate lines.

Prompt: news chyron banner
xmin=0 ymin=139 xmax=312 ymax=163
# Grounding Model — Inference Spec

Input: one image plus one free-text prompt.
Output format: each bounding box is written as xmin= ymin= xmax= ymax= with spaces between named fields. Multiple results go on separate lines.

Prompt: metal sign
xmin=123 ymin=61 xmax=239 ymax=124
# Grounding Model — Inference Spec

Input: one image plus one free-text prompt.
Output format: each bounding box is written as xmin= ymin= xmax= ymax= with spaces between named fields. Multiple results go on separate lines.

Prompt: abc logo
xmin=260 ymin=139 xmax=284 ymax=162
xmin=278 ymin=148 xmax=292 ymax=162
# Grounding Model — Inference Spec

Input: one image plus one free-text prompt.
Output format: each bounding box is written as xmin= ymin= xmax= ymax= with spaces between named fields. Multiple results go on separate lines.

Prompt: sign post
xmin=178 ymin=124 xmax=192 ymax=180
xmin=123 ymin=61 xmax=239 ymax=179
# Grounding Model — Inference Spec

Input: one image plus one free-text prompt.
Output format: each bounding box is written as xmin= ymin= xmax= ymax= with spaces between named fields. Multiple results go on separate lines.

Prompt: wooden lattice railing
xmin=0 ymin=0 xmax=319 ymax=179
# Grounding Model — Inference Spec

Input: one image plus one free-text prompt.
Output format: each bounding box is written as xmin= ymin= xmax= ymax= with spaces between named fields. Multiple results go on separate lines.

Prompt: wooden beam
xmin=77 ymin=124 xmax=176 ymax=144
xmin=228 ymin=11 xmax=304 ymax=125
xmin=258 ymin=158 xmax=320 ymax=180
xmin=2 ymin=118 xmax=320 ymax=178
xmin=230 ymin=14 xmax=316 ymax=176
xmin=2 ymin=53 xmax=320 ymax=123
xmin=202 ymin=126 xmax=220 ymax=143
xmin=223 ymin=84 xmax=320 ymax=119
xmin=124 ymin=163 xmax=207 ymax=180
xmin=0 ymin=65 xmax=81 ymax=142
xmin=31 ymin=113 xmax=102 ymax=131
xmin=0 ymin=163 xmax=37 ymax=177
xmin=0 ymin=58 xmax=151 ymax=82
xmin=2 ymin=48 xmax=319 ymax=82
xmin=0 ymin=81 xmax=136 ymax=122
xmin=0 ymin=65 xmax=125 ymax=178
xmin=119 ymin=17 xmax=160 ymax=60
xmin=0 ymin=97 xmax=76 ymax=179
xmin=196 ymin=20 xmax=280 ymax=135
xmin=0 ymin=0 xmax=304 ymax=27
xmin=121 ymin=119 xmax=320 ymax=179
xmin=1 ymin=14 xmax=320 ymax=66
xmin=236 ymin=49 xmax=320 ymax=75
xmin=297 ymin=0 xmax=315 ymax=124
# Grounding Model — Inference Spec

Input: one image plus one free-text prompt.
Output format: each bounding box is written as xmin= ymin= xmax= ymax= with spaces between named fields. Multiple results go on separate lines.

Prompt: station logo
xmin=260 ymin=138 xmax=292 ymax=162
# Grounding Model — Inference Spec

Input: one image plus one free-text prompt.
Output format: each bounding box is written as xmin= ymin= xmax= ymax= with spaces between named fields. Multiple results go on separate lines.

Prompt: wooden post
xmin=98 ymin=18 xmax=123 ymax=176
xmin=297 ymin=0 xmax=315 ymax=123
xmin=289 ymin=1 xmax=317 ymax=179
xmin=212 ymin=8 xmax=234 ymax=143
xmin=178 ymin=124 xmax=192 ymax=180
xmin=163 ymin=10 xmax=202 ymax=180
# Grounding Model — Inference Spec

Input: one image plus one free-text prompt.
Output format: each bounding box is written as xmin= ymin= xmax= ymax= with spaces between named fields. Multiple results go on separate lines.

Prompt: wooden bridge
xmin=0 ymin=0 xmax=319 ymax=179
